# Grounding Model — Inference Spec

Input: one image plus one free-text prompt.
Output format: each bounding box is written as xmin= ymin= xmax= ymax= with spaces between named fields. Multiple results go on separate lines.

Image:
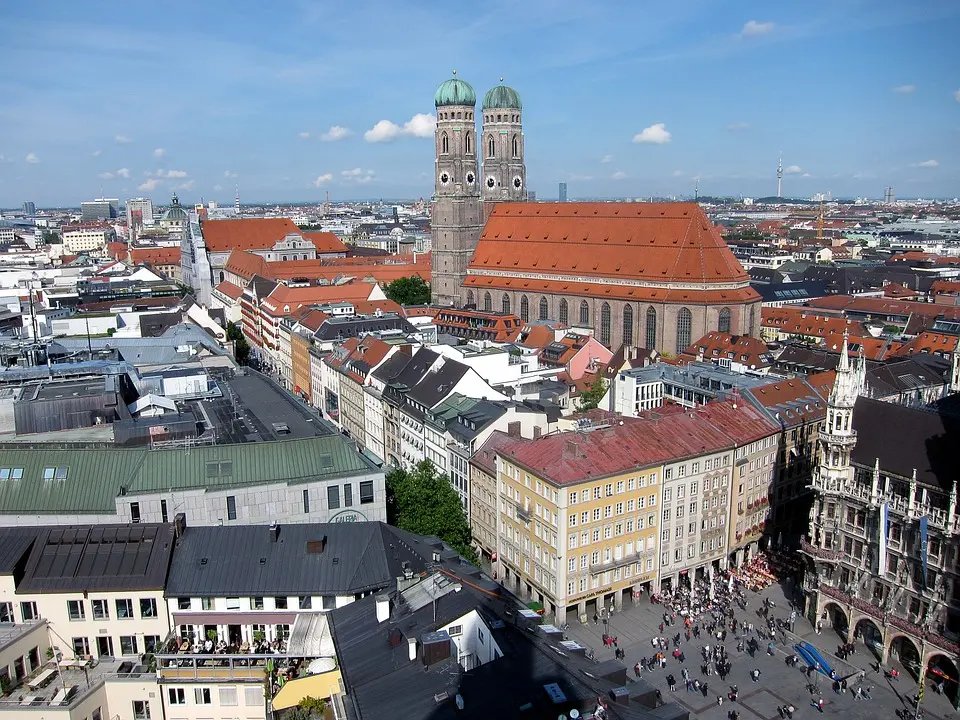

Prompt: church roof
xmin=434 ymin=76 xmax=476 ymax=107
xmin=465 ymin=202 xmax=759 ymax=305
xmin=483 ymin=83 xmax=522 ymax=110
xmin=202 ymin=217 xmax=301 ymax=252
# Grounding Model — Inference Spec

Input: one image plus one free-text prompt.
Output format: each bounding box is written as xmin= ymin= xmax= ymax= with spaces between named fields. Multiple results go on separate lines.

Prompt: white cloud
xmin=801 ymin=173 xmax=813 ymax=178
xmin=321 ymin=125 xmax=352 ymax=142
xmin=116 ymin=168 xmax=130 ymax=179
xmin=138 ymin=178 xmax=161 ymax=191
xmin=171 ymin=180 xmax=194 ymax=191
xmin=672 ymin=170 xmax=684 ymax=177
xmin=892 ymin=85 xmax=916 ymax=94
xmin=213 ymin=184 xmax=223 ymax=191
xmin=153 ymin=148 xmax=166 ymax=158
xmin=852 ymin=171 xmax=875 ymax=180
xmin=91 ymin=149 xmax=102 ymax=157
xmin=224 ymin=170 xmax=238 ymax=178
xmin=632 ymin=123 xmax=671 ymax=144
xmin=364 ymin=113 xmax=436 ymax=142
xmin=784 ymin=165 xmax=803 ymax=174
xmin=98 ymin=172 xmax=114 ymax=180
xmin=915 ymin=159 xmax=939 ymax=168
xmin=600 ymin=155 xmax=613 ymax=164
xmin=114 ymin=135 xmax=132 ymax=144
xmin=0 ymin=154 xmax=11 ymax=164
xmin=312 ymin=173 xmax=334 ymax=187
xmin=298 ymin=131 xmax=311 ymax=139
xmin=567 ymin=173 xmax=593 ymax=181
xmin=726 ymin=121 xmax=750 ymax=131
xmin=164 ymin=170 xmax=189 ymax=178
xmin=740 ymin=20 xmax=775 ymax=37
xmin=341 ymin=168 xmax=376 ymax=184
xmin=25 ymin=153 xmax=39 ymax=164
xmin=611 ymin=171 xmax=628 ymax=180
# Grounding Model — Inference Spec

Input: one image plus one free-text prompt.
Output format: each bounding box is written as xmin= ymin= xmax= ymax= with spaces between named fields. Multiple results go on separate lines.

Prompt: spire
xmin=837 ymin=330 xmax=850 ymax=372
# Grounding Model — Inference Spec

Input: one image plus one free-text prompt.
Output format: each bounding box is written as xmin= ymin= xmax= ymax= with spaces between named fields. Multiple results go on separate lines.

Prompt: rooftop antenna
xmin=777 ymin=152 xmax=783 ymax=199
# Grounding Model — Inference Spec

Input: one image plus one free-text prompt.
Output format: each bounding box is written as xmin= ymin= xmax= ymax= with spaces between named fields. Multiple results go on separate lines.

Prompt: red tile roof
xmin=761 ymin=306 xmax=866 ymax=337
xmin=745 ymin=374 xmax=833 ymax=427
xmin=302 ymin=231 xmax=348 ymax=254
xmin=516 ymin=323 xmax=566 ymax=350
xmin=891 ymin=331 xmax=959 ymax=357
xmin=259 ymin=283 xmax=378 ymax=317
xmin=128 ymin=246 xmax=181 ymax=266
xmin=224 ymin=248 xmax=429 ymax=285
xmin=682 ymin=331 xmax=772 ymax=369
xmin=106 ymin=241 xmax=128 ymax=261
xmin=807 ymin=295 xmax=960 ymax=322
xmin=214 ymin=280 xmax=244 ymax=300
xmin=202 ymin=218 xmax=302 ymax=252
xmin=931 ymin=280 xmax=960 ymax=296
xmin=821 ymin=333 xmax=901 ymax=361
xmin=466 ymin=202 xmax=758 ymax=304
xmin=470 ymin=430 xmax=516 ymax=475
xmin=498 ymin=399 xmax=777 ymax=485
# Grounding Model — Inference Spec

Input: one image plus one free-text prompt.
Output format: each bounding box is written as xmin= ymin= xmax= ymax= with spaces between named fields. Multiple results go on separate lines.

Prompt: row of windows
xmin=489 ymin=296 xmax=734 ymax=351
xmin=438 ymin=132 xmax=520 ymax=159
xmin=567 ymin=516 xmax=656 ymax=548
xmin=66 ymin=597 xmax=158 ymax=621
xmin=176 ymin=595 xmax=338 ymax=611
xmin=167 ymin=686 xmax=260 ymax=707
xmin=71 ymin=633 xmax=161 ymax=658
xmin=566 ymin=474 xmax=658 ymax=504
xmin=568 ymin=498 xmax=658 ymax=526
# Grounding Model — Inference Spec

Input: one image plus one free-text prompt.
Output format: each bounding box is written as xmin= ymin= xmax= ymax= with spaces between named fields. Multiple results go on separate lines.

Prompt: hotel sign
xmin=329 ymin=509 xmax=368 ymax=523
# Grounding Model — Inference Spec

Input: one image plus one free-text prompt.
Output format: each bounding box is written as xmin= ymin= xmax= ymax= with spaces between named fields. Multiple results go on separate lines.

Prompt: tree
xmin=41 ymin=230 xmax=60 ymax=245
xmin=226 ymin=321 xmax=250 ymax=365
xmin=386 ymin=461 xmax=478 ymax=564
xmin=384 ymin=275 xmax=430 ymax=306
xmin=576 ymin=375 xmax=608 ymax=412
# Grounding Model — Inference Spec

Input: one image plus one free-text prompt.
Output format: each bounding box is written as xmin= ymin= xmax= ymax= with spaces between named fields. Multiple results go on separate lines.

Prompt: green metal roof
xmin=434 ymin=76 xmax=476 ymax=107
xmin=0 ymin=436 xmax=378 ymax=516
xmin=482 ymin=84 xmax=522 ymax=110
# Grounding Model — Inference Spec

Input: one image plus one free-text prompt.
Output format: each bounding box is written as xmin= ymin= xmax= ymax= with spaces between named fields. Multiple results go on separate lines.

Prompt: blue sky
xmin=1 ymin=0 xmax=958 ymax=208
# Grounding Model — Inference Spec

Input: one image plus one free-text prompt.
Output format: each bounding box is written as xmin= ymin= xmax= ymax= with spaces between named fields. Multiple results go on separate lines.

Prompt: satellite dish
xmin=455 ymin=694 xmax=464 ymax=710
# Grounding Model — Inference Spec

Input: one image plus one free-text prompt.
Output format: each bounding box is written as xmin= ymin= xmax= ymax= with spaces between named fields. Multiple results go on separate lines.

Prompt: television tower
xmin=777 ymin=152 xmax=783 ymax=199
xmin=234 ymin=185 xmax=240 ymax=215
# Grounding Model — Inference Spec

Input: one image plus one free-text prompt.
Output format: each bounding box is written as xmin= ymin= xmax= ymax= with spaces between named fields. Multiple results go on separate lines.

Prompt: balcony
xmin=819 ymin=430 xmax=857 ymax=448
xmin=800 ymin=538 xmax=841 ymax=562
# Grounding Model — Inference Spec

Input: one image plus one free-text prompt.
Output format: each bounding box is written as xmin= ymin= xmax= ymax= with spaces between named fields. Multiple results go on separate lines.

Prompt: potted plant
xmin=206 ymin=629 xmax=218 ymax=643
xmin=253 ymin=630 xmax=266 ymax=645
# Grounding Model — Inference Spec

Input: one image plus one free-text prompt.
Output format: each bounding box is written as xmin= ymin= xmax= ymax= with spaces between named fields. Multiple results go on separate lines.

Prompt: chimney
xmin=375 ymin=594 xmax=390 ymax=623
xmin=407 ymin=636 xmax=417 ymax=662
xmin=173 ymin=512 xmax=187 ymax=539
xmin=565 ymin=439 xmax=578 ymax=457
xmin=507 ymin=421 xmax=521 ymax=438
xmin=269 ymin=522 xmax=280 ymax=543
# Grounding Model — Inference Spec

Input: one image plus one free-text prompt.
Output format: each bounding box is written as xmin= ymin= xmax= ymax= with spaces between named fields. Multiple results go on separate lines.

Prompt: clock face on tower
xmin=513 ymin=176 xmax=523 ymax=190
xmin=486 ymin=176 xmax=496 ymax=189
xmin=439 ymin=172 xmax=450 ymax=186
xmin=465 ymin=172 xmax=475 ymax=185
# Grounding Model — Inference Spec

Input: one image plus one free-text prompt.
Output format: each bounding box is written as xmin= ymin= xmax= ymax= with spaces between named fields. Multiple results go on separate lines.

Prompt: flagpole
xmin=914 ymin=662 xmax=925 ymax=720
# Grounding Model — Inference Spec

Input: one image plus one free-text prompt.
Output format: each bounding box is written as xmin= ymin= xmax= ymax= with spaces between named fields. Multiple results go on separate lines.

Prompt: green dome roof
xmin=482 ymin=83 xmax=522 ymax=110
xmin=434 ymin=76 xmax=476 ymax=107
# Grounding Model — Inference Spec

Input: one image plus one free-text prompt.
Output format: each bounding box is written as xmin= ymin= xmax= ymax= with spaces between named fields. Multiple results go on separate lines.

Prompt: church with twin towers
xmin=429 ymin=72 xmax=762 ymax=355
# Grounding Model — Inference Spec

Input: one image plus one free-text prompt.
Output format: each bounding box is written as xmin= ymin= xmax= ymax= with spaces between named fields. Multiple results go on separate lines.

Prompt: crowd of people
xmin=594 ymin=567 xmax=881 ymax=717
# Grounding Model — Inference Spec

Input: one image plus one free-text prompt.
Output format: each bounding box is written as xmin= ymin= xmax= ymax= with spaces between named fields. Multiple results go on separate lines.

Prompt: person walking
xmin=634 ymin=662 xmax=642 ymax=678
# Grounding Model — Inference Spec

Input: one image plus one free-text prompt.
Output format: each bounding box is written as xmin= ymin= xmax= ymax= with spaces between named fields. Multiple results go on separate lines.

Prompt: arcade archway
xmin=853 ymin=617 xmax=883 ymax=660
xmin=888 ymin=635 xmax=921 ymax=679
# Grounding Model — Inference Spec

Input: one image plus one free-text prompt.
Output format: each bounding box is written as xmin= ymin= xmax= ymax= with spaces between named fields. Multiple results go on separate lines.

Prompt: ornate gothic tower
xmin=430 ymin=73 xmax=482 ymax=307
xmin=480 ymin=81 xmax=526 ymax=203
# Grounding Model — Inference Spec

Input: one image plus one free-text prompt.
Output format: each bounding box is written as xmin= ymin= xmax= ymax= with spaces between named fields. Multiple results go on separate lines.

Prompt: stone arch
xmin=502 ymin=294 xmax=510 ymax=314
xmin=465 ymin=131 xmax=472 ymax=155
xmin=676 ymin=307 xmax=692 ymax=354
xmin=538 ymin=296 xmax=548 ymax=321
xmin=512 ymin=135 xmax=519 ymax=158
xmin=466 ymin=290 xmax=475 ymax=307
xmin=852 ymin=616 xmax=884 ymax=660
xmin=558 ymin=298 xmax=569 ymax=326
xmin=487 ymin=135 xmax=495 ymax=158
xmin=441 ymin=132 xmax=449 ymax=155
xmin=645 ymin=306 xmax=657 ymax=350
xmin=821 ymin=602 xmax=849 ymax=638
xmin=887 ymin=634 xmax=921 ymax=677
xmin=622 ymin=304 xmax=634 ymax=346
xmin=579 ymin=300 xmax=590 ymax=326
xmin=520 ymin=295 xmax=529 ymax=322
xmin=924 ymin=652 xmax=959 ymax=706
xmin=599 ymin=303 xmax=611 ymax=345
xmin=483 ymin=292 xmax=492 ymax=312
xmin=718 ymin=307 xmax=731 ymax=333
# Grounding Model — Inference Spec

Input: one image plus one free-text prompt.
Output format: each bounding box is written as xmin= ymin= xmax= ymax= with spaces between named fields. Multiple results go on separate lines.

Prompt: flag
xmin=919 ymin=516 xmax=929 ymax=589
xmin=878 ymin=503 xmax=889 ymax=576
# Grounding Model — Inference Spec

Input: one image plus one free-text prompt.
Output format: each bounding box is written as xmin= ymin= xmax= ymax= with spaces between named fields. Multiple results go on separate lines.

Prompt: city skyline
xmin=1 ymin=0 xmax=958 ymax=207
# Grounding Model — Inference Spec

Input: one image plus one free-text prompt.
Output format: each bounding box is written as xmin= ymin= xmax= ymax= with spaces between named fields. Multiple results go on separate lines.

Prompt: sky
xmin=1 ymin=0 xmax=959 ymax=208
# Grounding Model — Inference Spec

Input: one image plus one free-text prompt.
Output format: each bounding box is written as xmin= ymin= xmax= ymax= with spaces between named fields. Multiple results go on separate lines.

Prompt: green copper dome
xmin=434 ymin=75 xmax=476 ymax=107
xmin=482 ymin=83 xmax=522 ymax=110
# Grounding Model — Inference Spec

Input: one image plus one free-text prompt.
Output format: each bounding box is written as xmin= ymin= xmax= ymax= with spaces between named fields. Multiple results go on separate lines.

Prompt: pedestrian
xmin=718 ymin=696 xmax=724 ymax=706
xmin=593 ymin=612 xmax=599 ymax=625
xmin=634 ymin=662 xmax=641 ymax=678
xmin=667 ymin=674 xmax=677 ymax=692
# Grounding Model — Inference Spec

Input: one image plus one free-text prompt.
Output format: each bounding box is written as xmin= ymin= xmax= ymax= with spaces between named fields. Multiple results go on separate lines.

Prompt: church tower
xmin=481 ymin=81 xmax=526 ymax=203
xmin=430 ymin=73 xmax=482 ymax=307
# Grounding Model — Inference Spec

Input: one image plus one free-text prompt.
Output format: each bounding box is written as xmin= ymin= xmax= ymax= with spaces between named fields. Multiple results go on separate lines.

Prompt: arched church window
xmin=457 ymin=111 xmax=462 ymax=119
xmin=512 ymin=135 xmax=519 ymax=158
xmin=600 ymin=303 xmax=611 ymax=345
xmin=645 ymin=307 xmax=657 ymax=350
xmin=465 ymin=132 xmax=471 ymax=155
xmin=579 ymin=300 xmax=590 ymax=326
xmin=488 ymin=136 xmax=495 ymax=158
xmin=718 ymin=307 xmax=731 ymax=333
xmin=676 ymin=307 xmax=692 ymax=354
xmin=520 ymin=296 xmax=529 ymax=322
xmin=219 ymin=271 xmax=225 ymax=284
xmin=466 ymin=290 xmax=475 ymax=307
xmin=483 ymin=292 xmax=492 ymax=312
xmin=538 ymin=296 xmax=548 ymax=321
xmin=622 ymin=305 xmax=634 ymax=346
xmin=559 ymin=299 xmax=568 ymax=326
xmin=497 ymin=114 xmax=502 ymax=122
xmin=441 ymin=133 xmax=449 ymax=155
xmin=502 ymin=294 xmax=510 ymax=314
